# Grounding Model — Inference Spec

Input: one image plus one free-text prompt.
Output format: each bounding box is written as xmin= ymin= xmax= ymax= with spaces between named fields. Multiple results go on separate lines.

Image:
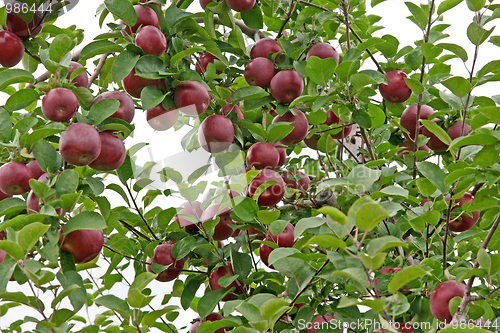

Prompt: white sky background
xmin=1 ymin=0 xmax=498 ymax=331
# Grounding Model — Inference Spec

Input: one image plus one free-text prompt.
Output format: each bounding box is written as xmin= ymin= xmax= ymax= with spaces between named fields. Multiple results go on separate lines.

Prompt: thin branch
xmin=277 ymin=0 xmax=296 ymax=39
xmin=119 ymin=220 xmax=152 ymax=242
xmin=341 ymin=0 xmax=350 ymax=50
xmin=359 ymin=127 xmax=375 ymax=161
xmin=24 ymin=49 xmax=41 ymax=63
xmin=124 ymin=182 xmax=158 ymax=241
xmin=88 ymin=53 xmax=111 ymax=88
xmin=193 ymin=16 xmax=266 ymax=40
xmin=26 ymin=50 xmax=82 ymax=89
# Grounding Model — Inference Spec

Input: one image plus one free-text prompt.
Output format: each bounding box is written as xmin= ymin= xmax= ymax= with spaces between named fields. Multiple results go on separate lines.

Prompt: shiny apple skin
xmin=225 ymin=0 xmax=256 ymax=12
xmin=42 ymin=88 xmax=79 ymax=122
xmin=429 ymin=280 xmax=467 ymax=322
xmin=198 ymin=114 xmax=235 ymax=153
xmin=325 ymin=108 xmax=353 ymax=140
xmin=119 ymin=5 xmax=159 ymax=36
xmin=250 ymin=38 xmax=282 ymax=60
xmin=67 ymin=62 xmax=89 ymax=88
xmin=59 ymin=227 xmax=105 ymax=264
xmin=379 ymin=71 xmax=412 ymax=104
xmin=271 ymin=109 xmax=309 ymax=146
xmin=270 ymin=70 xmax=304 ymax=104
xmin=208 ymin=262 xmax=244 ymax=301
xmin=244 ymin=57 xmax=275 ymax=88
xmin=445 ymin=192 xmax=480 ymax=232
xmin=0 ymin=162 xmax=34 ymax=195
xmin=89 ymin=132 xmax=126 ymax=171
xmin=135 ymin=25 xmax=167 ymax=56
xmin=201 ymin=203 xmax=235 ymax=241
xmin=59 ymin=123 xmax=102 ymax=166
xmin=123 ymin=68 xmax=162 ymax=99
xmin=195 ymin=53 xmax=221 ymax=76
xmin=174 ymin=81 xmax=211 ymax=116
xmin=246 ymin=142 xmax=280 ymax=170
xmin=4 ymin=7 xmax=43 ymax=37
xmin=175 ymin=201 xmax=203 ymax=231
xmin=147 ymin=104 xmax=179 ymax=131
xmin=0 ymin=30 xmax=24 ymax=68
xmin=306 ymin=43 xmax=339 ymax=65
xmin=147 ymin=241 xmax=186 ymax=282
xmin=400 ymin=104 xmax=434 ymax=139
xmin=247 ymin=169 xmax=285 ymax=206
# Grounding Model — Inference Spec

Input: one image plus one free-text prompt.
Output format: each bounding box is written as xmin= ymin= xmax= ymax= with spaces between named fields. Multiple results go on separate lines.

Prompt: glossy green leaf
xmin=18 ymin=222 xmax=50 ymax=254
xmin=87 ymin=98 xmax=120 ymax=125
xmin=306 ymin=57 xmax=336 ymax=85
xmin=63 ymin=211 xmax=107 ymax=234
xmin=416 ymin=161 xmax=449 ymax=193
xmin=355 ymin=202 xmax=389 ymax=231
xmin=388 ymin=266 xmax=429 ymax=293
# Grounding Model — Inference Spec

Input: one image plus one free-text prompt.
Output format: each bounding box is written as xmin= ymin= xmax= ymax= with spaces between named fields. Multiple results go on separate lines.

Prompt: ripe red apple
xmin=379 ymin=71 xmax=412 ymax=104
xmin=275 ymin=146 xmax=286 ymax=167
xmin=0 ymin=30 xmax=24 ymax=68
xmin=400 ymin=104 xmax=434 ymax=139
xmin=67 ymin=62 xmax=89 ymax=88
xmin=250 ymin=38 xmax=282 ymax=60
xmin=89 ymin=132 xmax=126 ymax=171
xmin=259 ymin=223 xmax=296 ymax=267
xmin=208 ymin=262 xmax=244 ymax=301
xmin=447 ymin=121 xmax=471 ymax=140
xmin=0 ymin=190 xmax=11 ymax=202
xmin=4 ymin=5 xmax=43 ymax=37
xmin=420 ymin=118 xmax=448 ymax=152
xmin=41 ymin=88 xmax=78 ymax=122
xmin=282 ymin=171 xmax=310 ymax=192
xmin=175 ymin=201 xmax=203 ymax=232
xmin=119 ymin=5 xmax=159 ymax=36
xmin=225 ymin=0 xmax=256 ymax=12
xmin=270 ymin=70 xmax=304 ymax=104
xmin=429 ymin=280 xmax=467 ymax=322
xmin=59 ymin=227 xmax=105 ymax=264
xmin=174 ymin=81 xmax=211 ymax=116
xmin=26 ymin=160 xmax=45 ymax=180
xmin=247 ymin=169 xmax=285 ymax=206
xmin=135 ymin=26 xmax=166 ymax=56
xmin=147 ymin=104 xmax=179 ymax=130
xmin=200 ymin=203 xmax=235 ymax=241
xmin=221 ymin=104 xmax=244 ymax=121
xmin=271 ymin=109 xmax=309 ymax=145
xmin=399 ymin=140 xmax=430 ymax=154
xmin=445 ymin=192 xmax=479 ymax=232
xmin=244 ymin=57 xmax=275 ymax=88
xmin=306 ymin=43 xmax=339 ymax=66
xmin=59 ymin=123 xmax=102 ymax=166
xmin=0 ymin=162 xmax=33 ymax=196
xmin=92 ymin=91 xmax=136 ymax=124
xmin=123 ymin=68 xmax=162 ymax=99
xmin=195 ymin=53 xmax=222 ymax=76
xmin=325 ymin=109 xmax=353 ymax=140
xmin=307 ymin=315 xmax=334 ymax=333
xmin=198 ymin=114 xmax=235 ymax=153
xmin=147 ymin=241 xmax=186 ymax=282
xmin=190 ymin=313 xmax=227 ymax=333
xmin=246 ymin=142 xmax=280 ymax=170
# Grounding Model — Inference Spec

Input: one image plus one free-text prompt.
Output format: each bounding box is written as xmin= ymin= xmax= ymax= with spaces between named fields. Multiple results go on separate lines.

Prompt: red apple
xmin=200 ymin=0 xmax=220 ymax=9
xmin=89 ymin=132 xmax=126 ymax=171
xmin=147 ymin=104 xmax=179 ymax=130
xmin=244 ymin=57 xmax=275 ymax=88
xmin=190 ymin=313 xmax=227 ymax=333
xmin=42 ymin=88 xmax=78 ymax=122
xmin=198 ymin=114 xmax=235 ymax=153
xmin=0 ymin=30 xmax=24 ymax=68
xmin=92 ymin=91 xmax=136 ymax=124
xmin=379 ymin=71 xmax=412 ymax=104
xmin=420 ymin=118 xmax=448 ymax=152
xmin=0 ymin=162 xmax=33 ymax=195
xmin=174 ymin=81 xmax=211 ymax=116
xmin=447 ymin=121 xmax=471 ymax=140
xmin=147 ymin=241 xmax=186 ymax=282
xmin=201 ymin=203 xmax=235 ymax=241
xmin=271 ymin=109 xmax=308 ymax=145
xmin=445 ymin=192 xmax=479 ymax=232
xmin=275 ymin=146 xmax=286 ymax=167
xmin=282 ymin=171 xmax=310 ymax=192
xmin=195 ymin=53 xmax=222 ymax=76
xmin=250 ymin=38 xmax=282 ymax=60
xmin=306 ymin=43 xmax=339 ymax=66
xmin=225 ymin=0 xmax=256 ymax=12
xmin=4 ymin=5 xmax=43 ymax=37
xmin=135 ymin=26 xmax=167 ymax=56
xmin=59 ymin=123 xmax=102 ymax=166
xmin=67 ymin=62 xmax=89 ymax=88
xmin=325 ymin=109 xmax=353 ymax=140
xmin=208 ymin=262 xmax=244 ymax=301
xmin=246 ymin=142 xmax=280 ymax=170
xmin=119 ymin=5 xmax=159 ymax=36
xmin=26 ymin=173 xmax=62 ymax=214
xmin=247 ymin=169 xmax=285 ymax=206
xmin=0 ymin=190 xmax=11 ymax=202
xmin=59 ymin=227 xmax=105 ymax=264
xmin=270 ymin=70 xmax=304 ymax=104
xmin=26 ymin=160 xmax=45 ymax=180
xmin=123 ymin=68 xmax=162 ymax=99
xmin=429 ymin=280 xmax=467 ymax=322
xmin=175 ymin=201 xmax=203 ymax=232
xmin=221 ymin=104 xmax=244 ymax=121
xmin=259 ymin=223 xmax=296 ymax=266
xmin=307 ymin=315 xmax=334 ymax=333
xmin=400 ymin=104 xmax=434 ymax=139
xmin=380 ymin=266 xmax=401 ymax=274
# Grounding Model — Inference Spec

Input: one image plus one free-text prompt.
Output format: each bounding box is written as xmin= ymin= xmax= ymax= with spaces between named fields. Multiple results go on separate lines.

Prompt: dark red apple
xmin=325 ymin=109 xmax=353 ymax=140
xmin=175 ymin=201 xmax=203 ymax=231
xmin=59 ymin=123 xmax=102 ymax=166
xmin=379 ymin=71 xmax=412 ymax=104
xmin=208 ymin=262 xmax=244 ymax=301
xmin=195 ymin=53 xmax=222 ymax=76
xmin=92 ymin=91 xmax=136 ymax=124
xmin=67 ymin=62 xmax=89 ymax=88
xmin=400 ymin=104 xmax=434 ymax=139
xmin=306 ymin=43 xmax=339 ymax=66
xmin=0 ymin=30 xmax=24 ymax=68
xmin=119 ymin=5 xmax=159 ymax=36
xmin=147 ymin=241 xmax=186 ymax=282
xmin=250 ymin=38 xmax=282 ymax=60
xmin=41 ymin=88 xmax=78 ymax=122
xmin=0 ymin=162 xmax=33 ymax=195
xmin=447 ymin=121 xmax=471 ymax=140
xmin=190 ymin=313 xmax=227 ymax=333
xmin=282 ymin=171 xmax=310 ymax=192
xmin=275 ymin=146 xmax=286 ymax=167
xmin=4 ymin=5 xmax=43 ymax=37
xmin=244 ymin=57 xmax=275 ymax=88
xmin=270 ymin=70 xmax=304 ymax=104
xmin=221 ymin=104 xmax=244 ymax=121
xmin=246 ymin=142 xmax=280 ymax=169
xmin=135 ymin=26 xmax=167 ymax=56
xmin=307 ymin=315 xmax=334 ymax=333
xmin=429 ymin=280 xmax=466 ymax=322
xmin=259 ymin=223 xmax=296 ymax=267
xmin=445 ymin=192 xmax=479 ymax=232
xmin=26 ymin=160 xmax=44 ymax=180
xmin=200 ymin=203 xmax=235 ymax=241
xmin=271 ymin=109 xmax=308 ymax=145
xmin=247 ymin=169 xmax=285 ymax=206
xmin=420 ymin=118 xmax=447 ymax=152
xmin=59 ymin=227 xmax=105 ymax=264
xmin=198 ymin=114 xmax=235 ymax=153
xmin=225 ymin=0 xmax=256 ymax=12
xmin=147 ymin=104 xmax=179 ymax=130
xmin=123 ymin=68 xmax=162 ymax=99
xmin=174 ymin=81 xmax=211 ymax=116
xmin=89 ymin=132 xmax=126 ymax=171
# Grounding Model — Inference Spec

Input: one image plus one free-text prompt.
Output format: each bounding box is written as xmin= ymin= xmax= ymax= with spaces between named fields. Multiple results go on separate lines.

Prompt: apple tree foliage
xmin=0 ymin=0 xmax=500 ymax=332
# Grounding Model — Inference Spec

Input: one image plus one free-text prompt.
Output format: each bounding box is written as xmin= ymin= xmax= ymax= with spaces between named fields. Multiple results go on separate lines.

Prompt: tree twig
xmin=124 ymin=182 xmax=158 ymax=241
xmin=88 ymin=53 xmax=111 ymax=88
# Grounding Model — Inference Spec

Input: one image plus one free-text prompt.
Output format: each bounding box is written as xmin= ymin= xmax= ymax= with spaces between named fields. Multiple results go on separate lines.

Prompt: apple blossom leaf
xmin=4 ymin=89 xmax=39 ymax=113
xmin=104 ymin=0 xmax=137 ymax=28
xmin=111 ymin=50 xmax=140 ymax=82
xmin=437 ymin=0 xmax=463 ymax=15
xmin=416 ymin=162 xmax=449 ymax=193
xmin=306 ymin=57 xmax=336 ymax=85
xmin=87 ymin=98 xmax=120 ymax=125
xmin=18 ymin=222 xmax=50 ymax=254
xmin=79 ymin=40 xmax=124 ymax=61
xmin=467 ymin=22 xmax=494 ymax=46
xmin=0 ymin=240 xmax=24 ymax=260
xmin=0 ymin=108 xmax=12 ymax=142
xmin=56 ymin=169 xmax=79 ymax=198
xmin=355 ymin=202 xmax=389 ymax=231
xmin=198 ymin=289 xmax=230 ymax=318
xmin=241 ymin=4 xmax=263 ymax=30
xmin=63 ymin=211 xmax=107 ymax=235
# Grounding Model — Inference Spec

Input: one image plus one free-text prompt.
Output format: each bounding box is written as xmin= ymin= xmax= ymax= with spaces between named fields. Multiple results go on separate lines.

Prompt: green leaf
xmin=105 ymin=0 xmax=137 ymax=27
xmin=256 ymin=210 xmax=280 ymax=224
xmin=231 ymin=86 xmax=269 ymax=105
xmin=237 ymin=120 xmax=267 ymax=141
xmin=141 ymin=86 xmax=165 ymax=110
xmin=231 ymin=250 xmax=252 ymax=279
xmin=437 ymin=0 xmax=463 ymax=15
xmin=24 ymin=122 xmax=67 ymax=147
xmin=388 ymin=266 xmax=429 ymax=293
xmin=111 ymin=50 xmax=140 ymax=82
xmin=293 ymin=217 xmax=325 ymax=239
xmin=355 ymin=202 xmax=389 ymax=231
xmin=306 ymin=57 xmax=337 ymax=85
xmin=437 ymin=43 xmax=468 ymax=62
xmin=49 ymin=34 xmax=73 ymax=63
xmin=18 ymin=222 xmax=50 ymax=254
xmin=241 ymin=4 xmax=262 ymax=29
xmin=416 ymin=161 xmax=449 ymax=193
xmin=466 ymin=0 xmax=486 ymax=11
xmin=441 ymin=76 xmax=471 ymax=97
xmin=87 ymin=98 xmax=120 ymax=125
xmin=332 ymin=268 xmax=369 ymax=288
xmin=0 ymin=69 xmax=35 ymax=90
xmin=467 ymin=22 xmax=494 ymax=46
xmin=4 ymin=89 xmax=39 ymax=113
xmin=198 ymin=289 xmax=229 ymax=318
xmin=56 ymin=169 xmax=79 ymax=198
xmin=317 ymin=206 xmax=346 ymax=225
xmin=477 ymin=248 xmax=491 ymax=275
xmin=79 ymin=41 xmax=124 ymax=61
xmin=32 ymin=139 xmax=59 ymax=174
xmin=367 ymin=236 xmax=408 ymax=255
xmin=448 ymin=133 xmax=498 ymax=150
xmin=128 ymin=272 xmax=156 ymax=308
xmin=0 ymin=198 xmax=26 ymax=217
xmin=352 ymin=109 xmax=372 ymax=128
xmin=403 ymin=77 xmax=424 ymax=94
xmin=405 ymin=2 xmax=428 ymax=29
xmin=95 ymin=295 xmax=131 ymax=319
xmin=347 ymin=165 xmax=381 ymax=192
xmin=350 ymin=73 xmax=378 ymax=90
xmin=306 ymin=234 xmax=346 ymax=249
xmin=421 ymin=119 xmax=452 ymax=145
xmin=63 ymin=211 xmax=107 ymax=234
xmin=0 ymin=240 xmax=25 ymax=260
xmin=71 ymin=86 xmax=94 ymax=110
xmin=0 ymin=108 xmax=12 ymax=142
xmin=52 ymin=284 xmax=84 ymax=309
xmin=266 ymin=122 xmax=294 ymax=144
